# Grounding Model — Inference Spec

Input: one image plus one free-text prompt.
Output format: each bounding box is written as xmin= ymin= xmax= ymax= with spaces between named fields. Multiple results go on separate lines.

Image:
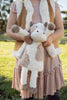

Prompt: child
xmin=6 ymin=0 xmax=65 ymax=100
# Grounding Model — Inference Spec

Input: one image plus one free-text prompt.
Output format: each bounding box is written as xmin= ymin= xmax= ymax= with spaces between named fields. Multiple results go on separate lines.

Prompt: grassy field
xmin=0 ymin=41 xmax=67 ymax=100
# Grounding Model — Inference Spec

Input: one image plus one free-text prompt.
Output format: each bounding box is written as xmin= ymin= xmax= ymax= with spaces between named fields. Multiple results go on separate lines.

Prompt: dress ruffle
xmin=43 ymin=65 xmax=65 ymax=96
xmin=12 ymin=48 xmax=65 ymax=99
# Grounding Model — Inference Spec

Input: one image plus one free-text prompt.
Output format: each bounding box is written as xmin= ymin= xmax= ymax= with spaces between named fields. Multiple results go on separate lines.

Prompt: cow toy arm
xmin=11 ymin=24 xmax=29 ymax=36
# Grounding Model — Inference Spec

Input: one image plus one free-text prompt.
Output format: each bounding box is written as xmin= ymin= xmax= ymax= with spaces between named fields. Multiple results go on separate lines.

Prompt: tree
xmin=61 ymin=11 xmax=67 ymax=30
xmin=0 ymin=0 xmax=13 ymax=34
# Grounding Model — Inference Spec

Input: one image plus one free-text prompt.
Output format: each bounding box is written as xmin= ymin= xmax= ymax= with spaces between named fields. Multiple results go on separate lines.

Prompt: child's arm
xmin=6 ymin=2 xmax=24 ymax=41
xmin=42 ymin=3 xmax=64 ymax=47
xmin=6 ymin=2 xmax=33 ymax=44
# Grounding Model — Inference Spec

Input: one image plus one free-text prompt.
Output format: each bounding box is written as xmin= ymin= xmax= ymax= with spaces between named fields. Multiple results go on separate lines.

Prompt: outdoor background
xmin=0 ymin=0 xmax=67 ymax=100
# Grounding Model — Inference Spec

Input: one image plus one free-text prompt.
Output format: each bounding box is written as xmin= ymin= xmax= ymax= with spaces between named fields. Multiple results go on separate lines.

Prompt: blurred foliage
xmin=61 ymin=11 xmax=67 ymax=14
xmin=61 ymin=11 xmax=67 ymax=30
xmin=0 ymin=0 xmax=13 ymax=34
xmin=64 ymin=17 xmax=67 ymax=20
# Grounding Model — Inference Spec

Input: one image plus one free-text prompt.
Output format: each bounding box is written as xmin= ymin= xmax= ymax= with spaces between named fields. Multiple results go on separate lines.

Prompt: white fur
xmin=46 ymin=44 xmax=61 ymax=58
xmin=31 ymin=23 xmax=47 ymax=42
xmin=40 ymin=0 xmax=50 ymax=24
xmin=12 ymin=23 xmax=61 ymax=59
xmin=21 ymin=67 xmax=38 ymax=88
xmin=12 ymin=27 xmax=29 ymax=59
xmin=21 ymin=67 xmax=28 ymax=85
xmin=26 ymin=42 xmax=44 ymax=71
xmin=16 ymin=0 xmax=23 ymax=18
xmin=20 ymin=42 xmax=44 ymax=90
xmin=24 ymin=0 xmax=34 ymax=31
xmin=18 ymin=27 xmax=29 ymax=36
xmin=55 ymin=47 xmax=62 ymax=55
xmin=30 ymin=70 xmax=38 ymax=88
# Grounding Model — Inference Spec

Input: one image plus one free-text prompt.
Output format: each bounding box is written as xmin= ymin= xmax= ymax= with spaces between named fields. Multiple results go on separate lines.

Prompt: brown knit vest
xmin=14 ymin=0 xmax=58 ymax=51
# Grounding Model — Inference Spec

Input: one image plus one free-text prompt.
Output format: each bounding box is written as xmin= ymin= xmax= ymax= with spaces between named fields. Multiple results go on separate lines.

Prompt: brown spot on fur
xmin=35 ymin=44 xmax=44 ymax=61
xmin=21 ymin=84 xmax=28 ymax=90
xmin=29 ymin=87 xmax=37 ymax=93
xmin=11 ymin=25 xmax=19 ymax=33
xmin=48 ymin=23 xmax=55 ymax=30
xmin=21 ymin=50 xmax=30 ymax=67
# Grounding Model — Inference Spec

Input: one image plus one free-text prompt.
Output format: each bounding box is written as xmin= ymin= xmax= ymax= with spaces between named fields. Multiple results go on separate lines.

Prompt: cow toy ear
xmin=44 ymin=22 xmax=48 ymax=27
xmin=30 ymin=21 xmax=33 ymax=27
xmin=48 ymin=23 xmax=56 ymax=30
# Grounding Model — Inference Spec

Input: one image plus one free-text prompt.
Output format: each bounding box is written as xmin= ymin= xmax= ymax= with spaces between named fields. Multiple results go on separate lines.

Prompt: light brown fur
xmin=20 ymin=50 xmax=30 ymax=67
xmin=47 ymin=0 xmax=54 ymax=23
xmin=35 ymin=44 xmax=44 ymax=61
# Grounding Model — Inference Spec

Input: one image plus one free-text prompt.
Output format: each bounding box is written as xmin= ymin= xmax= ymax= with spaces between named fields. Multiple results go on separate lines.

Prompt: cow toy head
xmin=31 ymin=22 xmax=55 ymax=42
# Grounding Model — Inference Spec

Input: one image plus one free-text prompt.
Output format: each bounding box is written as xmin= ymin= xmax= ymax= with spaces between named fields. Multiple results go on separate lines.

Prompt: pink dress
xmin=7 ymin=2 xmax=65 ymax=99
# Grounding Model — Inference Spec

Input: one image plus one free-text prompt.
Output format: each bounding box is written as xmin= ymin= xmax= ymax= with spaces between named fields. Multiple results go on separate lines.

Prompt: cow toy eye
xmin=37 ymin=30 xmax=39 ymax=32
xmin=36 ymin=26 xmax=38 ymax=28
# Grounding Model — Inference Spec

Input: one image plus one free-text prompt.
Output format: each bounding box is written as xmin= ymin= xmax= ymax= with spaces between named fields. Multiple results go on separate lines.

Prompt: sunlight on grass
xmin=59 ymin=44 xmax=67 ymax=81
xmin=0 ymin=41 xmax=67 ymax=81
xmin=0 ymin=42 xmax=16 ymax=79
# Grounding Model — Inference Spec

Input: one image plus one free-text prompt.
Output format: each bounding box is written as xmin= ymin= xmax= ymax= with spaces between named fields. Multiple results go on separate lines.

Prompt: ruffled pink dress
xmin=7 ymin=2 xmax=65 ymax=99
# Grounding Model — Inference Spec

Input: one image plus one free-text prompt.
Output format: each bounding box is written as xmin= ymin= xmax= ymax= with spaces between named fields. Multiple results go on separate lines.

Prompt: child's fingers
xmin=42 ymin=42 xmax=49 ymax=47
xmin=42 ymin=42 xmax=46 ymax=46
xmin=24 ymin=36 xmax=33 ymax=44
xmin=44 ymin=42 xmax=48 ymax=46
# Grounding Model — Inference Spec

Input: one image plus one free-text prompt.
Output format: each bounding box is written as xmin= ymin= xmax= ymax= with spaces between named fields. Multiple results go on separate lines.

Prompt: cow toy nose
xmin=37 ymin=30 xmax=39 ymax=32
xmin=28 ymin=30 xmax=31 ymax=35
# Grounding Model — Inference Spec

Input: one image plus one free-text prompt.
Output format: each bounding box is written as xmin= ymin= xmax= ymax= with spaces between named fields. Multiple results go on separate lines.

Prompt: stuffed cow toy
xmin=11 ymin=22 xmax=61 ymax=93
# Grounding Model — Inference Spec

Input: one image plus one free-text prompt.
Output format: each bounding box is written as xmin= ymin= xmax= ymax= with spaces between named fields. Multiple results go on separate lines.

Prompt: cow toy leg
xmin=29 ymin=70 xmax=38 ymax=93
xmin=20 ymin=67 xmax=28 ymax=90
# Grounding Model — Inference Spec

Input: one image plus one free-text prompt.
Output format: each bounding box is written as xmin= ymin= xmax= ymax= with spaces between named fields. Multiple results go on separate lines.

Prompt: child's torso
xmin=31 ymin=3 xmax=42 ymax=24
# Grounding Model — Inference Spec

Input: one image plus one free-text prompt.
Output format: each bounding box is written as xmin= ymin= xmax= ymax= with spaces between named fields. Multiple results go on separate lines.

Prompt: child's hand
xmin=24 ymin=35 xmax=33 ymax=44
xmin=42 ymin=35 xmax=53 ymax=47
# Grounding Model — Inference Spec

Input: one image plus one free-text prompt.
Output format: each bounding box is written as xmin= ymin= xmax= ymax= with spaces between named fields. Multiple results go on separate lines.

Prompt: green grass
xmin=64 ymin=30 xmax=67 ymax=34
xmin=0 ymin=41 xmax=67 ymax=100
xmin=0 ymin=34 xmax=14 ymax=41
xmin=59 ymin=44 xmax=67 ymax=80
xmin=0 ymin=41 xmax=21 ymax=100
xmin=60 ymin=37 xmax=67 ymax=44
